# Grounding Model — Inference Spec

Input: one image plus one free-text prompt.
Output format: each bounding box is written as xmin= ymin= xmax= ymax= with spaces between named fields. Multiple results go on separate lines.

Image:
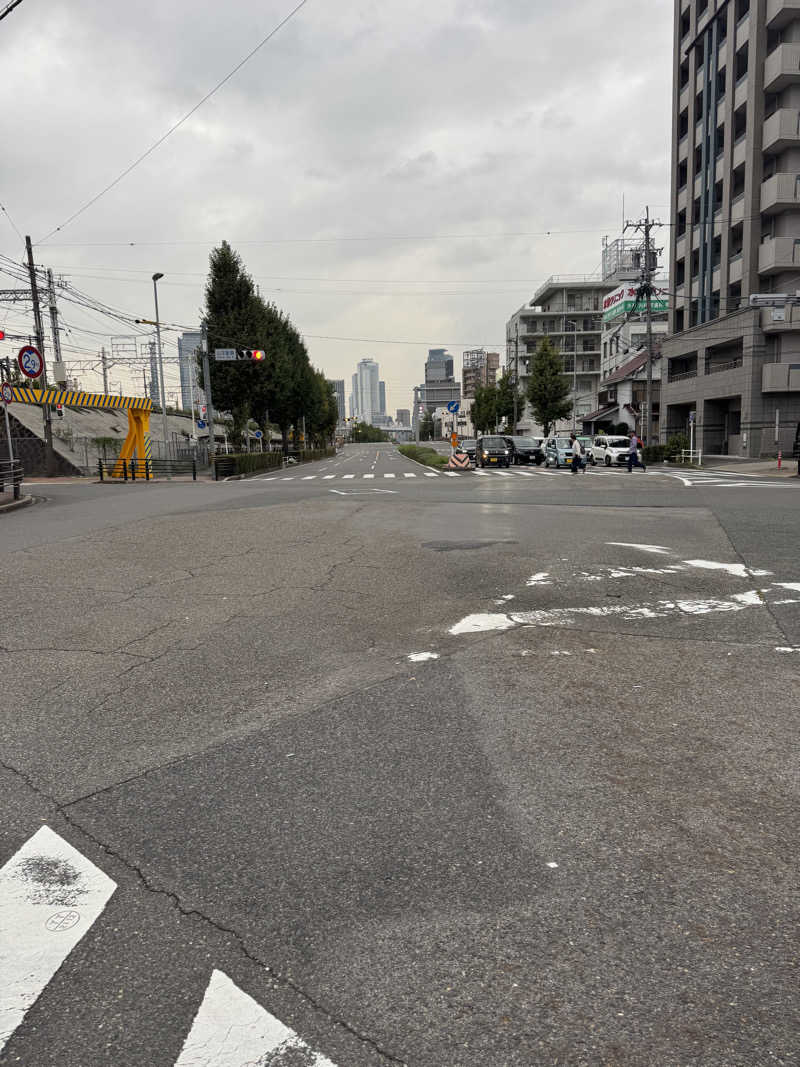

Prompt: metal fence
xmin=97 ymin=458 xmax=197 ymax=482
xmin=0 ymin=459 xmax=24 ymax=500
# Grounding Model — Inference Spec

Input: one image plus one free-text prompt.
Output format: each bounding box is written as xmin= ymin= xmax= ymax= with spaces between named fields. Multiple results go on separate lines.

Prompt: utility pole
xmin=46 ymin=269 xmax=64 ymax=379
xmin=201 ymin=325 xmax=216 ymax=456
xmin=101 ymin=348 xmax=109 ymax=394
xmin=25 ymin=235 xmax=55 ymax=470
xmin=511 ymin=321 xmax=519 ymax=435
xmin=624 ymin=207 xmax=663 ymax=445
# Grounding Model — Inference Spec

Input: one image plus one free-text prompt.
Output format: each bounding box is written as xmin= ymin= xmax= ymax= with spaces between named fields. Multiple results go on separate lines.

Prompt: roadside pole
xmin=2 ymin=359 xmax=14 ymax=464
xmin=643 ymin=207 xmax=655 ymax=446
xmin=512 ymin=320 xmax=519 ymax=435
xmin=202 ymin=328 xmax=216 ymax=456
xmin=25 ymin=236 xmax=54 ymax=470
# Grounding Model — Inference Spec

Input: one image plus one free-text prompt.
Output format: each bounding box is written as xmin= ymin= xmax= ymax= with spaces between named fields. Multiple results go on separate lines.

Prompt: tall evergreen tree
xmin=495 ymin=370 xmax=516 ymax=429
xmin=526 ymin=338 xmax=573 ymax=435
xmin=469 ymin=385 xmax=497 ymax=434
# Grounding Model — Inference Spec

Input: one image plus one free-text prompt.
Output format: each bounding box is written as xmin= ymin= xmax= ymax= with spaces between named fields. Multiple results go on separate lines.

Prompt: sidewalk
xmin=701 ymin=455 xmax=799 ymax=478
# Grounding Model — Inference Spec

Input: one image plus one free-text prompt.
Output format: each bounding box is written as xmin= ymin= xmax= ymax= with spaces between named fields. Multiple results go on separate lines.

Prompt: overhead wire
xmin=36 ymin=0 xmax=312 ymax=244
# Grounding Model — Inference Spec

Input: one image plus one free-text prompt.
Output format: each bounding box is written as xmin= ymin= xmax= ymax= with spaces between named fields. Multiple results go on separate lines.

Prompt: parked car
xmin=459 ymin=438 xmax=477 ymax=464
xmin=503 ymin=435 xmax=545 ymax=465
xmin=543 ymin=436 xmax=574 ymax=468
xmin=591 ymin=435 xmax=638 ymax=466
xmin=476 ymin=435 xmax=511 ymax=467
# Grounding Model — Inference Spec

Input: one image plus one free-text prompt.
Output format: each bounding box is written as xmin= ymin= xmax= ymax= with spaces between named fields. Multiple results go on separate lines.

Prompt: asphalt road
xmin=1 ymin=443 xmax=798 ymax=1066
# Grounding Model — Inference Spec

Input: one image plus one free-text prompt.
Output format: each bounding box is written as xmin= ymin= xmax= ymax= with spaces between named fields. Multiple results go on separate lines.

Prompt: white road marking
xmin=0 ymin=826 xmax=117 ymax=1053
xmin=384 ymin=473 xmax=395 ymax=478
xmin=513 ymin=470 xmax=536 ymax=477
xmin=776 ymin=647 xmax=800 ymax=653
xmin=449 ymin=613 xmax=517 ymax=635
xmin=342 ymin=474 xmax=355 ymax=479
xmin=424 ymin=472 xmax=439 ymax=477
xmin=526 ymin=572 xmax=551 ymax=585
xmin=302 ymin=476 xmax=316 ymax=481
xmin=606 ymin=542 xmax=672 ymax=555
xmin=683 ymin=560 xmax=773 ymax=579
xmin=174 ymin=970 xmax=337 ymax=1067
xmin=403 ymin=473 xmax=416 ymax=478
xmin=323 ymin=475 xmax=336 ymax=480
xmin=407 ymin=652 xmax=439 ymax=662
xmin=442 ymin=471 xmax=460 ymax=477
xmin=363 ymin=473 xmax=374 ymax=479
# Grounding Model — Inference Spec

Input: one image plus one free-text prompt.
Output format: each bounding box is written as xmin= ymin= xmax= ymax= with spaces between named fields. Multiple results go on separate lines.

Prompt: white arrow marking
xmin=174 ymin=970 xmax=337 ymax=1067
xmin=0 ymin=826 xmax=117 ymax=1052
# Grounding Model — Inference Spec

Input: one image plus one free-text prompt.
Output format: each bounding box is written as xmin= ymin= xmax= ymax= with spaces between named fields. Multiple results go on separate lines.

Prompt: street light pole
xmin=152 ymin=273 xmax=170 ymax=477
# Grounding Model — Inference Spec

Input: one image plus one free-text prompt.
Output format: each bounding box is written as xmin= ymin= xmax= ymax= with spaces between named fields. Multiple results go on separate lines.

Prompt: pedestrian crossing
xmin=0 ymin=826 xmax=340 ymax=1066
xmin=258 ymin=467 xmax=646 ymax=483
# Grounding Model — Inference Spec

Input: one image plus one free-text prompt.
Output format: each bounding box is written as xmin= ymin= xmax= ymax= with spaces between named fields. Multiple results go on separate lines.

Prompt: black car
xmin=476 ymin=435 xmax=511 ymax=468
xmin=504 ymin=435 xmax=545 ymax=465
xmin=459 ymin=438 xmax=477 ymax=464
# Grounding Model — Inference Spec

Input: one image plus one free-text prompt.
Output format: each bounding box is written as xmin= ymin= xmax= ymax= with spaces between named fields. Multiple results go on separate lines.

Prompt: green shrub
xmin=398 ymin=444 xmax=449 ymax=468
xmin=643 ymin=444 xmax=667 ymax=464
xmin=665 ymin=433 xmax=690 ymax=459
xmin=212 ymin=451 xmax=283 ymax=477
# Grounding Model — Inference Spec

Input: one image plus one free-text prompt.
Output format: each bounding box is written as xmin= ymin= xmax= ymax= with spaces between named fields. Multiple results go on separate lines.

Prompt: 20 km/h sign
xmin=17 ymin=345 xmax=43 ymax=379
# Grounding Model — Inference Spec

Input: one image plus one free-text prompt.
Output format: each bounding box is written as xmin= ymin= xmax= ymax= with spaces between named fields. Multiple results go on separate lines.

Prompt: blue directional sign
xmin=254 ymin=430 xmax=263 ymax=439
xmin=446 ymin=401 xmax=460 ymax=413
xmin=196 ymin=419 xmax=207 ymax=429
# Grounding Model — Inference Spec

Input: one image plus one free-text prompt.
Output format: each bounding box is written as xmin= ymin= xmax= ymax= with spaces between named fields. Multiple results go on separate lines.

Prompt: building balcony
xmin=668 ymin=368 xmax=698 ymax=383
xmin=729 ymin=253 xmax=744 ymax=283
xmin=764 ymin=44 xmax=800 ymax=94
xmin=732 ymin=136 xmax=748 ymax=170
xmin=734 ymin=76 xmax=749 ymax=110
xmin=767 ymin=0 xmax=800 ymax=30
xmin=759 ymin=236 xmax=800 ymax=274
xmin=763 ymin=108 xmax=800 ymax=154
xmin=705 ymin=357 xmax=743 ymax=375
xmin=763 ymin=362 xmax=800 ymax=391
xmin=730 ymin=194 xmax=746 ymax=224
xmin=761 ymin=172 xmax=800 ymax=214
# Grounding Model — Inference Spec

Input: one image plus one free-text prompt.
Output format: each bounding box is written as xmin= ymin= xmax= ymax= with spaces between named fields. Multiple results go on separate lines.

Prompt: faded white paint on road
xmin=0 ymin=826 xmax=117 ymax=1052
xmin=174 ymin=969 xmax=337 ymax=1067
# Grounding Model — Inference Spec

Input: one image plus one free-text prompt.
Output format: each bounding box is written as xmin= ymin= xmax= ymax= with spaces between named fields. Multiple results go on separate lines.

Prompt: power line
xmin=37 ymin=0 xmax=312 ymax=244
xmin=0 ymin=0 xmax=24 ymax=23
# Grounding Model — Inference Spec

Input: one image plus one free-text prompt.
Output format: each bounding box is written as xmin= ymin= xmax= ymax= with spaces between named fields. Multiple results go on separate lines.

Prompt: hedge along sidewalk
xmin=397 ymin=444 xmax=449 ymax=469
xmin=213 ymin=447 xmax=335 ymax=480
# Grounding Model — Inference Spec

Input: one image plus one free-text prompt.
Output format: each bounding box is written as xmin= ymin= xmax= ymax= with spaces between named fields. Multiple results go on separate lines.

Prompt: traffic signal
xmin=0 ymin=330 xmax=5 ymax=340
xmin=55 ymin=403 xmax=63 ymax=418
xmin=238 ymin=349 xmax=266 ymax=361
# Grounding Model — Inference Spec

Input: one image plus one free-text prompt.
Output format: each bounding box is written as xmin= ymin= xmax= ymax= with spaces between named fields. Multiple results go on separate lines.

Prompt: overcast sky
xmin=0 ymin=0 xmax=673 ymax=413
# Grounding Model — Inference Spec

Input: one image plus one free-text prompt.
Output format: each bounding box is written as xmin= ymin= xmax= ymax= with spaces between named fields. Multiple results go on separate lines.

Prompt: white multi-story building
xmin=351 ymin=359 xmax=381 ymax=423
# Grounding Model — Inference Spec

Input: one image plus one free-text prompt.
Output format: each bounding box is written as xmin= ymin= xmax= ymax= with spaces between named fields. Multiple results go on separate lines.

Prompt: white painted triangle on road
xmin=174 ymin=970 xmax=337 ymax=1067
xmin=0 ymin=826 xmax=117 ymax=1053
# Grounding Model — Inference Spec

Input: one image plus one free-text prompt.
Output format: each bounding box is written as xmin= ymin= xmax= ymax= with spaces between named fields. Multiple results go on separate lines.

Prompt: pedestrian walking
xmin=569 ymin=433 xmax=585 ymax=474
xmin=627 ymin=432 xmax=647 ymax=473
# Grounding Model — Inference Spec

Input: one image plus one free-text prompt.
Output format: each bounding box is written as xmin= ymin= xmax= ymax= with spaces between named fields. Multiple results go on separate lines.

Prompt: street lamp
xmin=151 ymin=273 xmax=170 ymax=476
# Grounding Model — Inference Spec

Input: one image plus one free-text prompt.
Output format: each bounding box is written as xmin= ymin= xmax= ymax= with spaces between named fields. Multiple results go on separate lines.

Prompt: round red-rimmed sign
xmin=18 ymin=345 xmax=43 ymax=379
xmin=1 ymin=382 xmax=12 ymax=404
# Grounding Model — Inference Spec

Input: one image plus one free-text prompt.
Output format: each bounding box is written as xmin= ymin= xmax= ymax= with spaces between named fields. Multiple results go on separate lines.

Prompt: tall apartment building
xmin=506 ymin=277 xmax=607 ymax=433
xmin=328 ymin=379 xmax=345 ymax=423
xmin=177 ymin=331 xmax=204 ymax=413
xmin=379 ymin=380 xmax=387 ymax=415
xmin=352 ymin=359 xmax=380 ymax=423
xmin=462 ymin=349 xmax=500 ymax=398
xmin=662 ymin=0 xmax=800 ymax=456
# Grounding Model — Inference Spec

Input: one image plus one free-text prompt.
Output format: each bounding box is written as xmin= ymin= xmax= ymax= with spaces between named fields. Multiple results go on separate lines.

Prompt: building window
xmin=698 ymin=0 xmax=708 ymax=13
xmin=677 ymin=208 xmax=687 ymax=236
xmin=676 ymin=258 xmax=686 ymax=286
xmin=693 ymin=195 xmax=702 ymax=225
xmin=736 ymin=0 xmax=749 ymax=21
xmin=678 ymin=107 xmax=689 ymax=140
xmin=734 ymin=43 xmax=748 ymax=84
xmin=691 ymin=249 xmax=700 ymax=278
xmin=680 ymin=59 xmax=690 ymax=90
xmin=728 ymin=281 xmax=742 ymax=311
xmin=733 ymin=103 xmax=746 ymax=143
xmin=680 ymin=7 xmax=690 ymax=39
xmin=730 ymin=222 xmax=744 ymax=256
xmin=716 ymin=68 xmax=726 ymax=98
xmin=690 ymin=300 xmax=699 ymax=327
xmin=678 ymin=159 xmax=688 ymax=189
xmin=713 ymin=179 xmax=723 ymax=213
xmin=731 ymin=163 xmax=745 ymax=200
xmin=694 ymin=144 xmax=703 ymax=173
xmin=676 ymin=307 xmax=685 ymax=332
xmin=694 ymin=90 xmax=704 ymax=126
xmin=715 ymin=124 xmax=724 ymax=158
xmin=712 ymin=234 xmax=722 ymax=268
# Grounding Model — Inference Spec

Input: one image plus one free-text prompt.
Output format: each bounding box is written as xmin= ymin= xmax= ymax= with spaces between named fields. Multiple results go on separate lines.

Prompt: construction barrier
xmin=448 ymin=451 xmax=471 ymax=470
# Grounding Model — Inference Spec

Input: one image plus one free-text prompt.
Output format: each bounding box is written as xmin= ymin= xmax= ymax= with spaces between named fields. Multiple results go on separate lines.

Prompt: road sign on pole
xmin=446 ymin=401 xmax=460 ymax=413
xmin=254 ymin=430 xmax=263 ymax=439
xmin=214 ymin=348 xmax=237 ymax=361
xmin=1 ymin=382 xmax=12 ymax=404
xmin=17 ymin=345 xmax=43 ymax=379
xmin=196 ymin=420 xmax=207 ymax=429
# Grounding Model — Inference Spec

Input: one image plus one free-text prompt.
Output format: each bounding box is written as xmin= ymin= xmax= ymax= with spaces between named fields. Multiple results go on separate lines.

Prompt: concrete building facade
xmin=506 ymin=277 xmax=607 ymax=434
xmin=395 ymin=408 xmax=411 ymax=426
xmin=177 ymin=331 xmax=203 ymax=413
xmin=462 ymin=349 xmax=500 ymax=398
xmin=328 ymin=379 xmax=346 ymax=423
xmin=662 ymin=0 xmax=800 ymax=456
xmin=351 ymin=359 xmax=381 ymax=424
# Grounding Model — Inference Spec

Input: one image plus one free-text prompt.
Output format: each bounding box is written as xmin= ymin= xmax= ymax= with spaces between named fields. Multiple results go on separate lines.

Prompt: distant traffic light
xmin=0 ymin=329 xmax=5 ymax=340
xmin=238 ymin=349 xmax=266 ymax=361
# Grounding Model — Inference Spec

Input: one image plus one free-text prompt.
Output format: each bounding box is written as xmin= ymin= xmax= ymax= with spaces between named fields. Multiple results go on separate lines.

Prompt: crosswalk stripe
xmin=403 ymin=473 xmax=416 ymax=478
xmin=322 ymin=475 xmax=335 ymax=479
xmin=342 ymin=474 xmax=355 ymax=479
xmin=302 ymin=476 xmax=316 ymax=480
xmin=424 ymin=471 xmax=438 ymax=477
xmin=0 ymin=826 xmax=117 ymax=1053
xmin=363 ymin=473 xmax=374 ymax=479
xmin=384 ymin=473 xmax=395 ymax=478
xmin=174 ymin=970 xmax=337 ymax=1067
xmin=281 ymin=477 xmax=294 ymax=481
xmin=442 ymin=471 xmax=460 ymax=477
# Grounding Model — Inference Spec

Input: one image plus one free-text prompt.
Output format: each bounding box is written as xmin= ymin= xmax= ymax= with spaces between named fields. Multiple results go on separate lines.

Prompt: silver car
xmin=543 ymin=436 xmax=574 ymax=469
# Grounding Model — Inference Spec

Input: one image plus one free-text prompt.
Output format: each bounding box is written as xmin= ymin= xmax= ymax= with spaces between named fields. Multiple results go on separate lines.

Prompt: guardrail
xmin=679 ymin=449 xmax=703 ymax=465
xmin=0 ymin=459 xmax=23 ymax=500
xmin=97 ymin=458 xmax=197 ymax=481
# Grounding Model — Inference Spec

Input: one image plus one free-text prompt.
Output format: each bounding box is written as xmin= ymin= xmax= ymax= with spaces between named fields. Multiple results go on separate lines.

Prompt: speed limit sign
xmin=1 ymin=382 xmax=12 ymax=404
xmin=17 ymin=345 xmax=43 ymax=379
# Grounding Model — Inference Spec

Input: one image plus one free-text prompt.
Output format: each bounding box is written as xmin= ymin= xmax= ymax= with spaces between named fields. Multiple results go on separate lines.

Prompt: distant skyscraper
xmin=396 ymin=408 xmax=410 ymax=426
xmin=328 ymin=379 xmax=346 ymax=422
xmin=425 ymin=348 xmax=454 ymax=383
xmin=379 ymin=380 xmax=386 ymax=415
xmin=354 ymin=359 xmax=380 ymax=423
xmin=178 ymin=331 xmax=203 ymax=412
xmin=351 ymin=372 xmax=359 ymax=418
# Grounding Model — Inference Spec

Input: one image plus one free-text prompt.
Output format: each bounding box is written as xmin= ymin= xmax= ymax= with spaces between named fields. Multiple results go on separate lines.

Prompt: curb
xmin=0 ymin=494 xmax=34 ymax=515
